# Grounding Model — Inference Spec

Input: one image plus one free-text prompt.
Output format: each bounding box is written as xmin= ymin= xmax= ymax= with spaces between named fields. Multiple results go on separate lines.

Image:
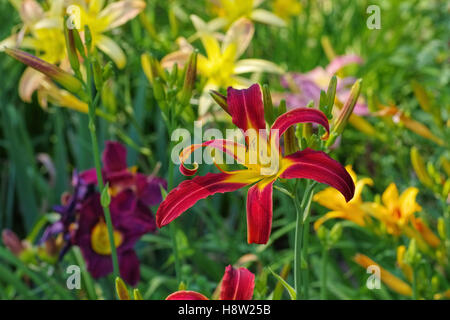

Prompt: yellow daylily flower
xmin=1 ymin=0 xmax=144 ymax=112
xmin=209 ymin=0 xmax=286 ymax=29
xmin=313 ymin=165 xmax=373 ymax=230
xmin=363 ymin=183 xmax=421 ymax=236
xmin=161 ymin=17 xmax=283 ymax=115
xmin=74 ymin=0 xmax=146 ymax=69
xmin=353 ymin=253 xmax=412 ymax=297
xmin=272 ymin=0 xmax=302 ymax=21
xmin=362 ymin=183 xmax=441 ymax=253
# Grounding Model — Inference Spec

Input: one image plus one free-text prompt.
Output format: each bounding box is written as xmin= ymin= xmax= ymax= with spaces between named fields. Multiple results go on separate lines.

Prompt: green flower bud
xmin=329 ymin=223 xmax=343 ymax=245
xmin=5 ymin=48 xmax=84 ymax=96
xmin=64 ymin=16 xmax=80 ymax=72
xmin=327 ymin=79 xmax=362 ymax=147
xmin=179 ymin=51 xmax=197 ymax=106
xmin=100 ymin=184 xmax=111 ymax=207
xmin=263 ymin=84 xmax=276 ymax=126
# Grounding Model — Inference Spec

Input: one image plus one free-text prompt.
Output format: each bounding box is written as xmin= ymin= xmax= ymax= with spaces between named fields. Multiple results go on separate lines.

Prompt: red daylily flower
xmin=166 ymin=265 xmax=255 ymax=300
xmin=156 ymin=84 xmax=355 ymax=244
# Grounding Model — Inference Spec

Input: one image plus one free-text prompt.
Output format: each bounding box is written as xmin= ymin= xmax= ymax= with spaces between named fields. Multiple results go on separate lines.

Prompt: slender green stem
xmin=85 ymin=60 xmax=120 ymax=281
xmin=166 ymin=122 xmax=182 ymax=285
xmin=320 ymin=246 xmax=328 ymax=300
xmin=294 ymin=195 xmax=304 ymax=300
xmin=293 ymin=181 xmax=315 ymax=300
xmin=412 ymin=268 xmax=418 ymax=300
xmin=301 ymin=184 xmax=315 ymax=299
xmin=302 ymin=212 xmax=311 ymax=299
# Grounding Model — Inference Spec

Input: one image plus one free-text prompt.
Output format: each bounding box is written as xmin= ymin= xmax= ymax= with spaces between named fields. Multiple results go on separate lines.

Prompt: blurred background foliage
xmin=0 ymin=0 xmax=448 ymax=299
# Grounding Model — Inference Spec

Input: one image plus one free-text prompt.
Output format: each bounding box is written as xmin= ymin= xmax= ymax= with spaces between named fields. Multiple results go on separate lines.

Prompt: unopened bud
xmin=5 ymin=48 xmax=84 ymax=95
xmin=323 ymin=76 xmax=337 ymax=118
xmin=210 ymin=90 xmax=229 ymax=114
xmin=142 ymin=53 xmax=166 ymax=85
xmin=64 ymin=16 xmax=80 ymax=72
xmin=411 ymin=147 xmax=434 ymax=188
xmin=437 ymin=217 xmax=446 ymax=240
xmin=411 ymin=80 xmax=431 ymax=113
xmin=153 ymin=77 xmax=166 ymax=102
xmin=262 ymin=84 xmax=276 ymax=126
xmin=328 ymin=79 xmax=362 ymax=146
xmin=2 ymin=229 xmax=25 ymax=256
xmin=178 ymin=281 xmax=187 ymax=291
xmin=133 ymin=288 xmax=143 ymax=300
xmin=100 ymin=184 xmax=111 ymax=207
xmin=102 ymin=62 xmax=114 ymax=81
xmin=316 ymin=225 xmax=328 ymax=245
xmin=115 ymin=277 xmax=130 ymax=300
xmin=179 ymin=51 xmax=197 ymax=106
xmin=284 ymin=126 xmax=298 ymax=155
xmin=440 ymin=156 xmax=450 ymax=177
xmin=92 ymin=58 xmax=103 ymax=91
xmin=329 ymin=223 xmax=343 ymax=245
xmin=405 ymin=239 xmax=420 ymax=266
xmin=84 ymin=25 xmax=92 ymax=53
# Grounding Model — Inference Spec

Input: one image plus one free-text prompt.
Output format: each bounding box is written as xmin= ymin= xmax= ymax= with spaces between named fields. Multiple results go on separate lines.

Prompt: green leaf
xmin=268 ymin=267 xmax=296 ymax=300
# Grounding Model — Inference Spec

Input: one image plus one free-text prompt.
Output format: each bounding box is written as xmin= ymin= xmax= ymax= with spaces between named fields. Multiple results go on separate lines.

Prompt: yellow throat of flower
xmin=91 ymin=220 xmax=123 ymax=255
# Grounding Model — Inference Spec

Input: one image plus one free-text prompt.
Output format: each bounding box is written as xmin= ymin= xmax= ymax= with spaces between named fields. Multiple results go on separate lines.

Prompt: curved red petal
xmin=227 ymin=84 xmax=266 ymax=134
xmin=166 ymin=290 xmax=209 ymax=300
xmin=179 ymin=139 xmax=247 ymax=176
xmin=156 ymin=172 xmax=252 ymax=228
xmin=280 ymin=148 xmax=355 ymax=202
xmin=246 ymin=179 xmax=275 ymax=244
xmin=271 ymin=108 xmax=330 ymax=143
xmin=102 ymin=141 xmax=128 ymax=173
xmin=220 ymin=265 xmax=255 ymax=300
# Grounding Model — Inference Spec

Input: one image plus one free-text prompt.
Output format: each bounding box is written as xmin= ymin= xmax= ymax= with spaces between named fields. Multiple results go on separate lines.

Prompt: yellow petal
xmin=161 ymin=50 xmax=192 ymax=70
xmin=89 ymin=0 xmax=106 ymax=14
xmin=18 ymin=67 xmax=45 ymax=102
xmin=399 ymin=187 xmax=421 ymax=218
xmin=352 ymin=177 xmax=373 ymax=204
xmin=222 ymin=18 xmax=254 ymax=58
xmin=234 ymin=59 xmax=284 ymax=74
xmin=348 ymin=114 xmax=378 ymax=136
xmin=353 ymin=253 xmax=412 ymax=297
xmin=314 ymin=210 xmax=349 ymax=230
xmin=399 ymin=114 xmax=444 ymax=146
xmin=99 ymin=0 xmax=146 ymax=31
xmin=250 ymin=9 xmax=286 ymax=27
xmin=201 ymin=34 xmax=222 ymax=61
xmin=313 ymin=187 xmax=346 ymax=211
xmin=198 ymin=82 xmax=218 ymax=116
xmin=382 ymin=183 xmax=399 ymax=212
xmin=19 ymin=0 xmax=44 ymax=24
xmin=96 ymin=35 xmax=126 ymax=69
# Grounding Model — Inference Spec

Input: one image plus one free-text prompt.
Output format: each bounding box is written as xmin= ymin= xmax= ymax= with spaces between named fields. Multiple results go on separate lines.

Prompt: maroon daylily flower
xmin=156 ymin=84 xmax=354 ymax=244
xmin=80 ymin=141 xmax=167 ymax=208
xmin=166 ymin=265 xmax=255 ymax=300
xmin=74 ymin=193 xmax=146 ymax=285
xmin=43 ymin=141 xmax=165 ymax=285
